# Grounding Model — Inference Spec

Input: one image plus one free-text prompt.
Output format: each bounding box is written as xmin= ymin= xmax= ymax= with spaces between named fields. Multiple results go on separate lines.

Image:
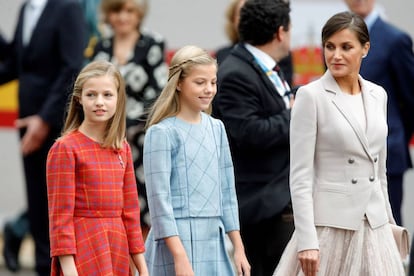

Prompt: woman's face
xmin=324 ymin=28 xmax=369 ymax=79
xmin=107 ymin=0 xmax=141 ymax=35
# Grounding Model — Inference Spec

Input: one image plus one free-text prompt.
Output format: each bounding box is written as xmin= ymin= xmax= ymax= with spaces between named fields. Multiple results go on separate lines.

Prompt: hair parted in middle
xmin=62 ymin=60 xmax=127 ymax=149
xmin=145 ymin=45 xmax=217 ymax=129
xmin=238 ymin=0 xmax=291 ymax=46
xmin=322 ymin=11 xmax=370 ymax=47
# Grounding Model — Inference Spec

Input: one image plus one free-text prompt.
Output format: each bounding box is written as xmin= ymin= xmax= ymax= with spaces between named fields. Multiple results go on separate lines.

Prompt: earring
xmin=362 ymin=54 xmax=367 ymax=58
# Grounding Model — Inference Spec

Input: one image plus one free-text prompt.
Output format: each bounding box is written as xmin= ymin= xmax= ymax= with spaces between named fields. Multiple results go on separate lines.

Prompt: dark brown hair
xmin=322 ymin=11 xmax=369 ymax=47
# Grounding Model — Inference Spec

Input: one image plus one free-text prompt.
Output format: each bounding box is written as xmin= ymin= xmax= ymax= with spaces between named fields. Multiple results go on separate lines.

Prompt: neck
xmin=254 ymin=42 xmax=284 ymax=63
xmin=177 ymin=108 xmax=202 ymax=124
xmin=78 ymin=122 xmax=107 ymax=143
xmin=336 ymin=75 xmax=361 ymax=95
xmin=114 ymin=30 xmax=139 ymax=42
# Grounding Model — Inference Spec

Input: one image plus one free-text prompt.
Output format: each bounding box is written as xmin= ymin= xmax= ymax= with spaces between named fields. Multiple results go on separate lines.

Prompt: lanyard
xmin=254 ymin=57 xmax=291 ymax=107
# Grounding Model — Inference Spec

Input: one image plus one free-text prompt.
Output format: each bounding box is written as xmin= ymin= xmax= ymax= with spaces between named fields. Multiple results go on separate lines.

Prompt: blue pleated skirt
xmin=145 ymin=217 xmax=235 ymax=275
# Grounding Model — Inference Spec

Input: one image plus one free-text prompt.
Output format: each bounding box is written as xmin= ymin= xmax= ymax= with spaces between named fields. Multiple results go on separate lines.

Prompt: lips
xmin=199 ymin=97 xmax=212 ymax=104
xmin=94 ymin=109 xmax=106 ymax=115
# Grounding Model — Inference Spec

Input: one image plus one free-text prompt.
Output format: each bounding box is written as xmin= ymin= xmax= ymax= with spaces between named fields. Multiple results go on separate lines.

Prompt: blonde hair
xmin=225 ymin=0 xmax=245 ymax=44
xmin=101 ymin=0 xmax=148 ymax=29
xmin=146 ymin=45 xmax=217 ymax=129
xmin=62 ymin=60 xmax=127 ymax=149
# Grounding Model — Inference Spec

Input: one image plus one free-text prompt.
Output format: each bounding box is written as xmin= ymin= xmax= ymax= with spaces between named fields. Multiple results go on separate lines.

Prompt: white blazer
xmin=290 ymin=70 xmax=395 ymax=252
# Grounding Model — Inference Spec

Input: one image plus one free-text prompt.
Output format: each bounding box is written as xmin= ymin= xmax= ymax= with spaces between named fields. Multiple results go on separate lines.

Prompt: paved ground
xmin=0 ymin=234 xmax=35 ymax=275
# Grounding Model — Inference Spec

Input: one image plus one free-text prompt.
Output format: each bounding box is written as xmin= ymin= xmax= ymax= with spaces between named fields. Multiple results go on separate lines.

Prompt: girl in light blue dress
xmin=143 ymin=45 xmax=250 ymax=276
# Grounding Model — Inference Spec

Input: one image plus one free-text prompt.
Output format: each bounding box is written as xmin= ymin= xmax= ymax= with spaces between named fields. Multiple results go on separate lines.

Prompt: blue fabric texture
xmin=143 ymin=113 xmax=239 ymax=275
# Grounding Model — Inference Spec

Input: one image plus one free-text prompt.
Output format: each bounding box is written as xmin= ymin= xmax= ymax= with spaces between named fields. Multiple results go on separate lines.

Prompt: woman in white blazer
xmin=273 ymin=11 xmax=404 ymax=276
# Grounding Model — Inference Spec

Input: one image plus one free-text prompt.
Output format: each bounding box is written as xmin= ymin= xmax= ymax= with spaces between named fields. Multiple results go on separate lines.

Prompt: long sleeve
xmin=218 ymin=120 xmax=240 ymax=232
xmin=46 ymin=140 xmax=77 ymax=256
xmin=122 ymin=142 xmax=145 ymax=253
xmin=143 ymin=125 xmax=178 ymax=240
xmin=39 ymin=1 xmax=86 ymax=128
xmin=289 ymin=87 xmax=319 ymax=252
xmin=378 ymin=92 xmax=396 ymax=224
xmin=388 ymin=31 xmax=414 ymax=138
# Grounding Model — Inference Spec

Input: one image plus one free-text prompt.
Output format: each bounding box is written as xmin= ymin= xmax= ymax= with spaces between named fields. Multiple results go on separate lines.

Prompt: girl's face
xmin=79 ymin=75 xmax=118 ymax=126
xmin=324 ymin=28 xmax=369 ymax=80
xmin=107 ymin=0 xmax=140 ymax=35
xmin=177 ymin=64 xmax=217 ymax=114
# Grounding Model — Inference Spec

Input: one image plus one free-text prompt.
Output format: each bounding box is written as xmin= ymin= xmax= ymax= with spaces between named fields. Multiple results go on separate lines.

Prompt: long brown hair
xmin=62 ymin=60 xmax=127 ymax=149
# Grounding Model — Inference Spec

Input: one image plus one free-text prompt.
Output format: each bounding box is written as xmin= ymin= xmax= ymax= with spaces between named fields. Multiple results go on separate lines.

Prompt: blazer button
xmin=374 ymin=157 xmax=378 ymax=162
xmin=369 ymin=176 xmax=375 ymax=182
xmin=348 ymin=158 xmax=355 ymax=164
xmin=351 ymin=178 xmax=358 ymax=184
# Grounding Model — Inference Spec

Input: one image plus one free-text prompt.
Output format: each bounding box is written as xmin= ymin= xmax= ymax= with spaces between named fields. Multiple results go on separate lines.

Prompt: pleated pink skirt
xmin=273 ymin=220 xmax=405 ymax=276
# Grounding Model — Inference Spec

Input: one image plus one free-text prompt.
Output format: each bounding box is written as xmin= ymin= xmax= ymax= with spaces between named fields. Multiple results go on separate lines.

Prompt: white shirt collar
xmin=244 ymin=43 xmax=276 ymax=71
xmin=28 ymin=0 xmax=47 ymax=9
xmin=364 ymin=9 xmax=379 ymax=31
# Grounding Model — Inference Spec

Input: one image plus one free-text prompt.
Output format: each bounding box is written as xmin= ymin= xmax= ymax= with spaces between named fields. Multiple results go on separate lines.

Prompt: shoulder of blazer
xmin=229 ymin=44 xmax=264 ymax=75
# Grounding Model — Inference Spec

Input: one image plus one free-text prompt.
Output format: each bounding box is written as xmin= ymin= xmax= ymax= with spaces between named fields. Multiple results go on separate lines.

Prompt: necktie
xmin=273 ymin=65 xmax=292 ymax=99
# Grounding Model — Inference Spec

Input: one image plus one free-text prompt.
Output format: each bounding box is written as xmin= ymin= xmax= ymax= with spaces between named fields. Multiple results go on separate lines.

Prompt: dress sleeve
xmin=143 ymin=125 xmax=178 ymax=240
xmin=122 ymin=142 xmax=145 ymax=253
xmin=218 ymin=120 xmax=240 ymax=232
xmin=46 ymin=139 xmax=77 ymax=257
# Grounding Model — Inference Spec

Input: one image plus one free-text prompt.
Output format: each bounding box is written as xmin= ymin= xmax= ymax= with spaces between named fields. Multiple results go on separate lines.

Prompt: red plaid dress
xmin=46 ymin=130 xmax=145 ymax=276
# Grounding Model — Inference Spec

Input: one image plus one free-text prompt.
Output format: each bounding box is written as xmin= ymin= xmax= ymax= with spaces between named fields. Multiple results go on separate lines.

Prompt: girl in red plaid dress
xmin=46 ymin=60 xmax=148 ymax=276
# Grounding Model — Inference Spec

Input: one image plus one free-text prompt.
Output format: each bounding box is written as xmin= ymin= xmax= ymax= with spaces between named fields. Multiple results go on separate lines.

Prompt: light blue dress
xmin=143 ymin=113 xmax=240 ymax=275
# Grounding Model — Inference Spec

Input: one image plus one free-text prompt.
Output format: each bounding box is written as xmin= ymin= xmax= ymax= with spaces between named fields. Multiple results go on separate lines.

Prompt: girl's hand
xmin=58 ymin=255 xmax=78 ymax=276
xmin=227 ymin=230 xmax=251 ymax=275
xmin=233 ymin=247 xmax=251 ymax=276
xmin=131 ymin=253 xmax=148 ymax=276
xmin=173 ymin=254 xmax=194 ymax=276
xmin=298 ymin=249 xmax=320 ymax=276
xmin=164 ymin=236 xmax=194 ymax=276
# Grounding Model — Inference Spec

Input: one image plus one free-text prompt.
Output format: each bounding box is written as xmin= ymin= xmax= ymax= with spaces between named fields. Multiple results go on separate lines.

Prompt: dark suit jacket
xmin=0 ymin=33 xmax=10 ymax=60
xmin=360 ymin=17 xmax=414 ymax=174
xmin=213 ymin=43 xmax=291 ymax=225
xmin=0 ymin=0 xmax=86 ymax=132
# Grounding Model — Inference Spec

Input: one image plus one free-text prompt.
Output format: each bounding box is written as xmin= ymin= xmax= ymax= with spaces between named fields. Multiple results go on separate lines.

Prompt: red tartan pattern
xmin=47 ymin=130 xmax=145 ymax=275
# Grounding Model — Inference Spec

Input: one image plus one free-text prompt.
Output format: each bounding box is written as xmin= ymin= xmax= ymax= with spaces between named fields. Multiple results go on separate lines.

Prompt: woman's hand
xmin=298 ymin=249 xmax=319 ymax=276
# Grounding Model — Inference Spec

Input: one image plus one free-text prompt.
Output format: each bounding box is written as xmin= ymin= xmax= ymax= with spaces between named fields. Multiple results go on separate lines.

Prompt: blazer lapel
xmin=234 ymin=44 xmax=287 ymax=110
xmin=361 ymin=77 xmax=378 ymax=156
xmin=322 ymin=71 xmax=372 ymax=159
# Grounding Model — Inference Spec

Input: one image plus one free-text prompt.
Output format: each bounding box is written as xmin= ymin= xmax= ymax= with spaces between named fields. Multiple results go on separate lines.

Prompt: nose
xmin=95 ymin=94 xmax=104 ymax=106
xmin=333 ymin=49 xmax=342 ymax=59
xmin=119 ymin=10 xmax=128 ymax=21
xmin=205 ymin=82 xmax=216 ymax=94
